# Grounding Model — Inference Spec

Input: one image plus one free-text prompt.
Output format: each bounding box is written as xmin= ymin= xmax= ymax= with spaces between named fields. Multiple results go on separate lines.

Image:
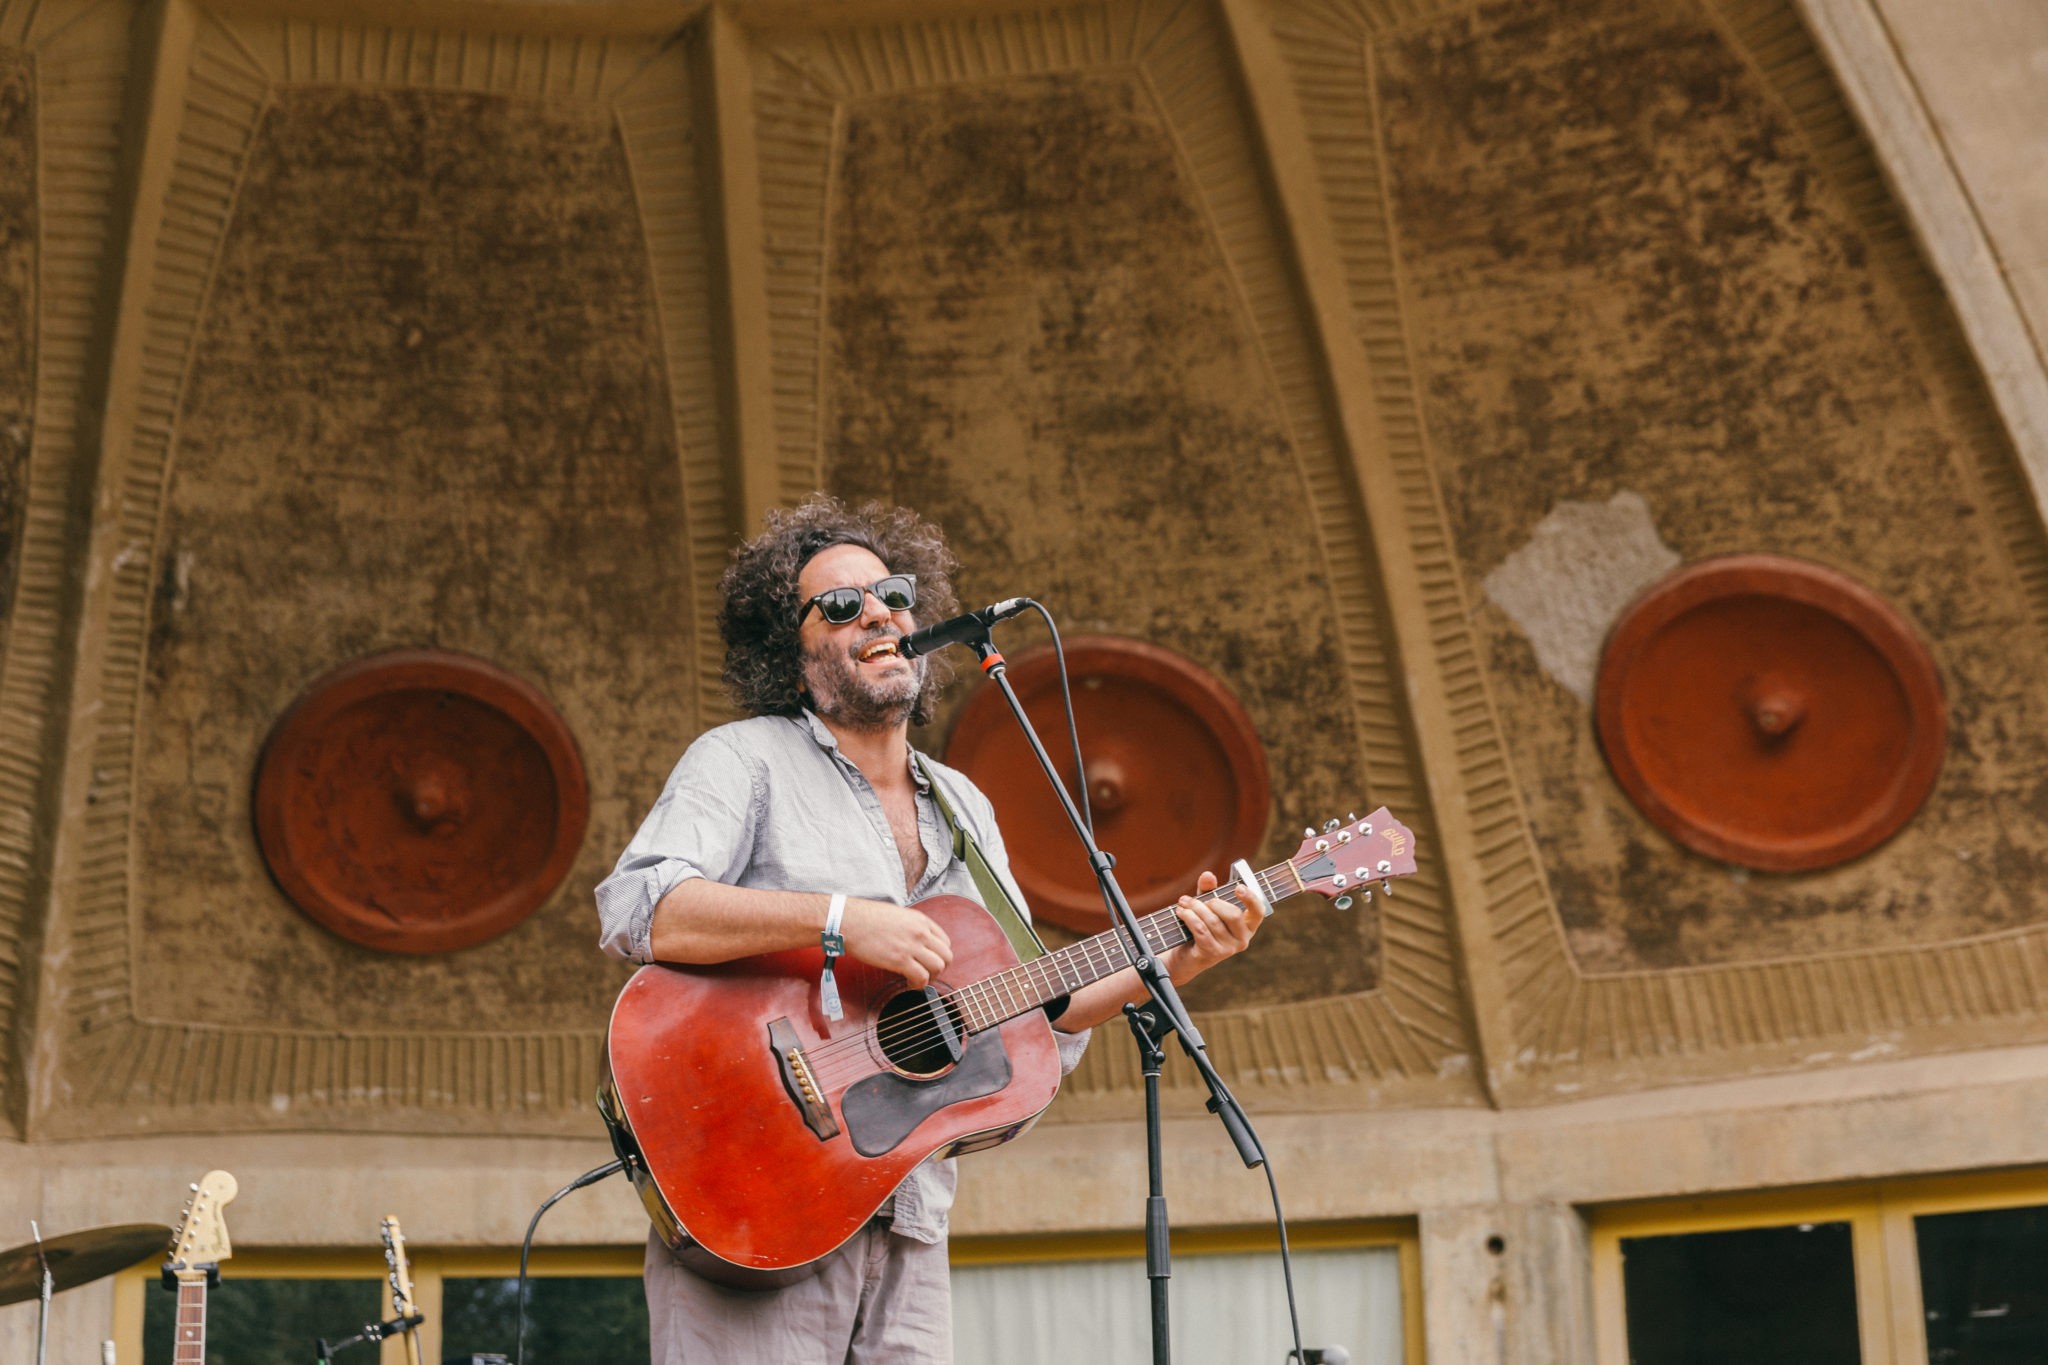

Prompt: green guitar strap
xmin=915 ymin=754 xmax=1049 ymax=963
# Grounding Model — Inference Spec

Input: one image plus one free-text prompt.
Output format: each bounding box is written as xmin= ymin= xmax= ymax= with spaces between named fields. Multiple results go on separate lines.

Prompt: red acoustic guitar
xmin=599 ymin=809 xmax=1418 ymax=1286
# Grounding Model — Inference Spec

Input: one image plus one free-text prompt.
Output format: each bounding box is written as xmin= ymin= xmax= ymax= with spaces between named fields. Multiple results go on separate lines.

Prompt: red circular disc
xmin=253 ymin=649 xmax=590 ymax=953
xmin=1595 ymin=555 xmax=1945 ymax=871
xmin=943 ymin=636 xmax=1271 ymax=932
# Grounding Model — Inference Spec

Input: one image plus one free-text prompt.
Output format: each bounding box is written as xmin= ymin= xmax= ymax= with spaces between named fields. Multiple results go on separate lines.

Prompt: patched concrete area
xmin=1481 ymin=491 xmax=1679 ymax=705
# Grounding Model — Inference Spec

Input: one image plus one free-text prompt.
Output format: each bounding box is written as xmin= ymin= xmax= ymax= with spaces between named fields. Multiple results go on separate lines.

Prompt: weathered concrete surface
xmin=823 ymin=71 xmax=1379 ymax=1009
xmin=1872 ymin=0 xmax=2048 ymax=381
xmin=0 ymin=47 xmax=31 ymax=682
xmin=134 ymin=87 xmax=693 ymax=1034
xmin=1380 ymin=0 xmax=2048 ymax=973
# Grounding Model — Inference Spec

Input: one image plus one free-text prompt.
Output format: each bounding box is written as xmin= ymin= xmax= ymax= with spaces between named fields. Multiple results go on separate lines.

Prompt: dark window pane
xmin=441 ymin=1276 xmax=647 ymax=1365
xmin=1917 ymin=1204 xmax=2048 ymax=1365
xmin=1620 ymin=1221 xmax=1860 ymax=1365
xmin=143 ymin=1277 xmax=383 ymax=1365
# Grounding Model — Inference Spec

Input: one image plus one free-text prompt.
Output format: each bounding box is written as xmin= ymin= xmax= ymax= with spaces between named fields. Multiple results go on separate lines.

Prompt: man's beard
xmin=802 ymin=629 xmax=926 ymax=731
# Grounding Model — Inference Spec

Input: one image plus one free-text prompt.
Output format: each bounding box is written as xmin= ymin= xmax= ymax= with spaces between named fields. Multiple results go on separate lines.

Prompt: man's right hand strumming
xmin=838 ymin=898 xmax=952 ymax=988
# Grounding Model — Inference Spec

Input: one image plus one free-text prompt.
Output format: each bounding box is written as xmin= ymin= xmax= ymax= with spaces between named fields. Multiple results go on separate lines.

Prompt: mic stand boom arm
xmin=966 ymin=630 xmax=1267 ymax=1169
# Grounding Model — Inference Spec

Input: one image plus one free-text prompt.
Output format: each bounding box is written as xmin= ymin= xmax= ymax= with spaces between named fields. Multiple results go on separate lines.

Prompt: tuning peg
xmin=1336 ymin=895 xmax=1353 ymax=909
xmin=1323 ymin=818 xmax=1340 ymax=833
xmin=1378 ymin=860 xmax=1391 ymax=873
xmin=1303 ymin=826 xmax=1315 ymax=838
xmin=1347 ymin=812 xmax=1356 ymax=822
xmin=1382 ymin=879 xmax=1393 ymax=896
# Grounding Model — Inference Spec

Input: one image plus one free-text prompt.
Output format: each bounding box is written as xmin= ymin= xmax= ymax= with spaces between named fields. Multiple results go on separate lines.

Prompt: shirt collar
xmin=797 ymin=708 xmax=931 ymax=790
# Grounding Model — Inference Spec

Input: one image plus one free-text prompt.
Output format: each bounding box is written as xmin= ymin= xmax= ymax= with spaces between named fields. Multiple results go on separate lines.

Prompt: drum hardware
xmin=0 ymin=1221 xmax=172 ymax=1365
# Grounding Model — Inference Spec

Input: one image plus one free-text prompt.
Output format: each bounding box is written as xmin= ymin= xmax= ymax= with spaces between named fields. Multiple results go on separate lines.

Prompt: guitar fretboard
xmin=173 ymin=1279 xmax=207 ymax=1365
xmin=945 ymin=874 xmax=1284 ymax=1034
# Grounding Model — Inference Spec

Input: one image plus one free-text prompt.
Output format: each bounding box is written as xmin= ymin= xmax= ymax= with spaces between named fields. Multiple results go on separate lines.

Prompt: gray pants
xmin=645 ymin=1224 xmax=952 ymax=1364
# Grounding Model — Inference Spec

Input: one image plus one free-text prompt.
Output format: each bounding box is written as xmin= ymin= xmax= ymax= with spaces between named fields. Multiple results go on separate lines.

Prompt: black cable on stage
xmin=514 ymin=1159 xmax=625 ymax=1365
xmin=1265 ymin=1156 xmax=1306 ymax=1365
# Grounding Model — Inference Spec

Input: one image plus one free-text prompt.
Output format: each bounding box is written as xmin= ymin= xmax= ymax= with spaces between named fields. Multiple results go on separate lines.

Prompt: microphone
xmin=897 ymin=598 xmax=1031 ymax=658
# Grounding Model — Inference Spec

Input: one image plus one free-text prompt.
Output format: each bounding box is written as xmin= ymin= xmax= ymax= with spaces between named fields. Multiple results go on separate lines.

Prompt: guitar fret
xmin=176 ymin=1282 xmax=206 ymax=1365
xmin=956 ymin=903 xmax=1210 ymax=1034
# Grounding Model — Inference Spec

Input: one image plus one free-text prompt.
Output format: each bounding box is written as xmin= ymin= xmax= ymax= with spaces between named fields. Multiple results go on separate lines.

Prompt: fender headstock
xmin=165 ymin=1171 xmax=237 ymax=1283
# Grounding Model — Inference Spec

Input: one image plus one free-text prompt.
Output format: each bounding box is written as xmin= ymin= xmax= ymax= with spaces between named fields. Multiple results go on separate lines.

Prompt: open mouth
xmin=857 ymin=638 xmax=902 ymax=665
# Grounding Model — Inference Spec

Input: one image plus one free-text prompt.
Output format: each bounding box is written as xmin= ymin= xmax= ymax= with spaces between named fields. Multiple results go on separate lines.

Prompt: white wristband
xmin=820 ymin=893 xmax=848 ymax=1022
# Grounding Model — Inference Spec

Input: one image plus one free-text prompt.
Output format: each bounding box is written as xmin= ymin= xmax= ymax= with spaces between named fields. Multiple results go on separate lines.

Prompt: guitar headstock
xmin=381 ymin=1216 xmax=418 ymax=1317
xmin=1284 ymin=807 xmax=1417 ymax=909
xmin=166 ymin=1171 xmax=238 ymax=1281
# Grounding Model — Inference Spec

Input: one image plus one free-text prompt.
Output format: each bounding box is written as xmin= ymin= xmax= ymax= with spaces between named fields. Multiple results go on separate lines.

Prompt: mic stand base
xmin=1129 ymin=1003 xmax=1173 ymax=1365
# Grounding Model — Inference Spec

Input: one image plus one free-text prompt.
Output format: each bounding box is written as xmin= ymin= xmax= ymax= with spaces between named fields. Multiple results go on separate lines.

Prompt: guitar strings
xmin=805 ymin=890 xmax=1224 ymax=1064
xmin=798 ymin=902 xmax=1196 ymax=1073
xmin=803 ymin=872 xmax=1284 ymax=1069
xmin=830 ymin=841 xmax=1357 ymax=1071
xmin=798 ymin=850 xmax=1321 ymax=1076
xmin=797 ymin=879 xmax=1271 ymax=1076
xmin=798 ymin=904 xmax=1187 ymax=1074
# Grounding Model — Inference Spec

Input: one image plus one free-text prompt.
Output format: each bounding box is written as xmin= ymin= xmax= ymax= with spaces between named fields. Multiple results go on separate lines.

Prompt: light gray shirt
xmin=595 ymin=710 xmax=1089 ymax=1243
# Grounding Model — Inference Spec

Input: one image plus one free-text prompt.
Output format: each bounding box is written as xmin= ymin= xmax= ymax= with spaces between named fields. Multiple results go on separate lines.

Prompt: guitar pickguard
xmin=840 ymin=1029 xmax=1013 ymax=1157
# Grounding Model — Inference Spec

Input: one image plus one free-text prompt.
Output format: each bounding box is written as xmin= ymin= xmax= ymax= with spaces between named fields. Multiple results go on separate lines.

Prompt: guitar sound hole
xmin=876 ymin=991 xmax=967 ymax=1077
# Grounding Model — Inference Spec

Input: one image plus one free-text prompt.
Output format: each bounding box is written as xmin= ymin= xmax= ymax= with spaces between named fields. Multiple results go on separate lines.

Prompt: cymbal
xmin=0 ymin=1225 xmax=171 ymax=1306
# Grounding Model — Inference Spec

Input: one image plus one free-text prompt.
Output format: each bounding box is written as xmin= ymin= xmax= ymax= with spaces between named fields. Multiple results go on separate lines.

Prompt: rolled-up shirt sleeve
xmin=594 ymin=733 xmax=762 ymax=963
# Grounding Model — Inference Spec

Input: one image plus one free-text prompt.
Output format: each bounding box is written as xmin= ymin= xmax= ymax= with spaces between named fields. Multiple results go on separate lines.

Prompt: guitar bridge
xmin=768 ymin=1017 xmax=840 ymax=1142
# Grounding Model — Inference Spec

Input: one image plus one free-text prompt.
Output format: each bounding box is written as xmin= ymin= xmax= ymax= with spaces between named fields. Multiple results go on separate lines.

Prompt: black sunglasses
xmin=796 ymin=574 xmax=918 ymax=627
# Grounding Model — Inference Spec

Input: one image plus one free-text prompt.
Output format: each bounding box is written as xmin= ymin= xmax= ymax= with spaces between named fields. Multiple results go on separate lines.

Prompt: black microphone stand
xmin=964 ymin=628 xmax=1267 ymax=1365
xmin=313 ymin=1312 xmax=424 ymax=1363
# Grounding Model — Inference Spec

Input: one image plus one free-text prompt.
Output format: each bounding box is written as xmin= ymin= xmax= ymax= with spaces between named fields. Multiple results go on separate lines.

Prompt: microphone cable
xmin=1019 ymin=599 xmax=1094 ymax=838
xmin=1266 ymin=1155 xmax=1306 ymax=1365
xmin=514 ymin=1159 xmax=625 ymax=1365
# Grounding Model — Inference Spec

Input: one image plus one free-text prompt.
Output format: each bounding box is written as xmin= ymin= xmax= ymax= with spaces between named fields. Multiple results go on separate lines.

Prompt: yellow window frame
xmin=948 ymin=1217 xmax=1425 ymax=1365
xmin=1590 ymin=1166 xmax=2048 ymax=1365
xmin=112 ymin=1245 xmax=643 ymax=1365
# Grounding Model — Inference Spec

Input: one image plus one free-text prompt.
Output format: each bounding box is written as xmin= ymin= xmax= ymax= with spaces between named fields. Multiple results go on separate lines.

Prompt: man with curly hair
xmin=596 ymin=494 xmax=1262 ymax=1364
